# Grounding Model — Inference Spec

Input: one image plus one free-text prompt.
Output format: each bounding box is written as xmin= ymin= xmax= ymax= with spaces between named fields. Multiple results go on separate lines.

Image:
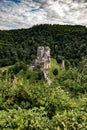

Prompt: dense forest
xmin=0 ymin=24 xmax=87 ymax=67
xmin=0 ymin=24 xmax=87 ymax=129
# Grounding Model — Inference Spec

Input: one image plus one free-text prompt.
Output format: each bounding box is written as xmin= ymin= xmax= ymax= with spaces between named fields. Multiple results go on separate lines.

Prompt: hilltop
xmin=0 ymin=24 xmax=87 ymax=129
xmin=0 ymin=24 xmax=87 ymax=67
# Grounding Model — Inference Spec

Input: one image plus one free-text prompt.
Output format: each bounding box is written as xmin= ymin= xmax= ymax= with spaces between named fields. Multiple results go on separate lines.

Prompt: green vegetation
xmin=0 ymin=24 xmax=87 ymax=129
xmin=0 ymin=24 xmax=87 ymax=67
xmin=0 ymin=59 xmax=87 ymax=129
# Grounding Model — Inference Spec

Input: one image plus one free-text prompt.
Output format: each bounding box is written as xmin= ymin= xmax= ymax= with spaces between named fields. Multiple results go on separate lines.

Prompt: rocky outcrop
xmin=43 ymin=71 xmax=51 ymax=85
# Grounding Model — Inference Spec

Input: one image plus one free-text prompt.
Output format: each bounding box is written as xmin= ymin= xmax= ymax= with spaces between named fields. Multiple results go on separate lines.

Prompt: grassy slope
xmin=48 ymin=58 xmax=65 ymax=81
xmin=0 ymin=59 xmax=65 ymax=83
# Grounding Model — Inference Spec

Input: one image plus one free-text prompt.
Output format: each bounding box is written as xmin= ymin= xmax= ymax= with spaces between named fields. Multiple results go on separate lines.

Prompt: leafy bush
xmin=0 ymin=58 xmax=87 ymax=129
xmin=53 ymin=68 xmax=58 ymax=76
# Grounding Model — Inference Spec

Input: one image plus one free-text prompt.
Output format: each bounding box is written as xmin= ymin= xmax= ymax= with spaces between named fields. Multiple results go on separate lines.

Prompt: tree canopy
xmin=0 ymin=24 xmax=87 ymax=67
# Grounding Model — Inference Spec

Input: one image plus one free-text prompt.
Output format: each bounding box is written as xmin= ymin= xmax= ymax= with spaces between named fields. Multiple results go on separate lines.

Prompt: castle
xmin=30 ymin=46 xmax=51 ymax=72
xmin=29 ymin=46 xmax=64 ymax=85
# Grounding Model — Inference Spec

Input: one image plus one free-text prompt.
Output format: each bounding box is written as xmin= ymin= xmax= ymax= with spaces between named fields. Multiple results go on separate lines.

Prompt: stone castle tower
xmin=35 ymin=46 xmax=51 ymax=71
xmin=29 ymin=46 xmax=51 ymax=71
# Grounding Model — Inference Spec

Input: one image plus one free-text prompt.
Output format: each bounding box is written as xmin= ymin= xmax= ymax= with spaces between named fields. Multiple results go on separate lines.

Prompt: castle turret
xmin=37 ymin=46 xmax=44 ymax=61
xmin=36 ymin=46 xmax=51 ymax=71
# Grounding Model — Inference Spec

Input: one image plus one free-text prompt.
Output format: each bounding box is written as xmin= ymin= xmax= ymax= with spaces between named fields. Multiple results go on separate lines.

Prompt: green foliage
xmin=65 ymin=60 xmax=71 ymax=70
xmin=0 ymin=24 xmax=87 ymax=129
xmin=0 ymin=76 xmax=87 ymax=129
xmin=0 ymin=24 xmax=87 ymax=67
xmin=78 ymin=59 xmax=87 ymax=74
xmin=56 ymin=55 xmax=64 ymax=63
xmin=53 ymin=68 xmax=58 ymax=76
xmin=0 ymin=108 xmax=51 ymax=130
xmin=37 ymin=72 xmax=44 ymax=80
xmin=36 ymin=63 xmax=41 ymax=70
xmin=48 ymin=59 xmax=61 ymax=80
xmin=8 ymin=61 xmax=28 ymax=75
xmin=52 ymin=110 xmax=87 ymax=130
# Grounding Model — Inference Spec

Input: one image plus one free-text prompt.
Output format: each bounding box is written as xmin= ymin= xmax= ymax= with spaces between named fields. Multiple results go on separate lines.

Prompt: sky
xmin=0 ymin=0 xmax=87 ymax=30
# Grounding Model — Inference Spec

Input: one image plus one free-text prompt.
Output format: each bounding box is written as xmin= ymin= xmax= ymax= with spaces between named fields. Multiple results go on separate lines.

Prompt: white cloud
xmin=0 ymin=0 xmax=87 ymax=30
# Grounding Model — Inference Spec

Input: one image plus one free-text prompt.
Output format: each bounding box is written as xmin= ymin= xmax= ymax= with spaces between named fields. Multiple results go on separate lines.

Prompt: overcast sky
xmin=0 ymin=0 xmax=87 ymax=30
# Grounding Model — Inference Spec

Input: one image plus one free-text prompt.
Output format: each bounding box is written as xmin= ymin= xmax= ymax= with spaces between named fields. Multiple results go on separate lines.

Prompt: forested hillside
xmin=0 ymin=59 xmax=87 ymax=129
xmin=0 ymin=24 xmax=87 ymax=129
xmin=0 ymin=24 xmax=87 ymax=67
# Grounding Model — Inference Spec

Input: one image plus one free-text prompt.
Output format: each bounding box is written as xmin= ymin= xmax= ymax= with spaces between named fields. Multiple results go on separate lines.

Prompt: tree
xmin=53 ymin=68 xmax=58 ymax=76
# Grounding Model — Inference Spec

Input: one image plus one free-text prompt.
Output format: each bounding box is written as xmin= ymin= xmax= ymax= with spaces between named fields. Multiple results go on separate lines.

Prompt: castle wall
xmin=37 ymin=47 xmax=44 ymax=60
xmin=36 ymin=46 xmax=51 ymax=71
